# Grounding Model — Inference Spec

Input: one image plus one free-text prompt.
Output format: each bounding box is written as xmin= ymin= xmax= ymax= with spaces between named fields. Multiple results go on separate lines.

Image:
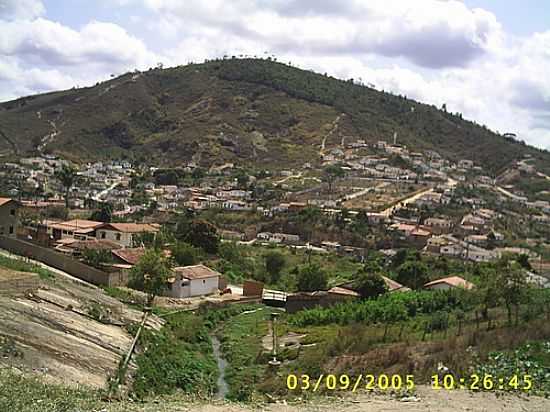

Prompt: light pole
xmin=268 ymin=312 xmax=281 ymax=366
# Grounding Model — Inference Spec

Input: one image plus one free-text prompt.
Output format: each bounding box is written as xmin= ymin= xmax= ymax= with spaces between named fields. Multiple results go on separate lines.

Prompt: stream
xmin=210 ymin=334 xmax=229 ymax=399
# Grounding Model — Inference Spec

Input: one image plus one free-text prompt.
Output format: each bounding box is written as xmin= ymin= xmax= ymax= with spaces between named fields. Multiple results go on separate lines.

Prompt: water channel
xmin=210 ymin=334 xmax=229 ymax=399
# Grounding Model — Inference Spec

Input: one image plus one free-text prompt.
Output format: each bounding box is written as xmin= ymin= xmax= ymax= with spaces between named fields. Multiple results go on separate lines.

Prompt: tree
xmin=296 ymin=263 xmax=328 ymax=292
xmin=516 ymin=254 xmax=532 ymax=270
xmin=184 ymin=220 xmax=219 ymax=254
xmin=381 ymin=302 xmax=408 ymax=342
xmin=322 ymin=164 xmax=345 ymax=194
xmin=82 ymin=249 xmax=113 ymax=269
xmin=90 ymin=202 xmax=113 ymax=222
xmin=396 ymin=260 xmax=429 ymax=290
xmin=353 ymin=269 xmax=388 ymax=299
xmin=171 ymin=241 xmax=201 ymax=266
xmin=264 ymin=251 xmax=286 ymax=283
xmin=130 ymin=249 xmax=172 ymax=305
xmin=55 ymin=164 xmax=77 ymax=209
xmin=497 ymin=262 xmax=528 ymax=326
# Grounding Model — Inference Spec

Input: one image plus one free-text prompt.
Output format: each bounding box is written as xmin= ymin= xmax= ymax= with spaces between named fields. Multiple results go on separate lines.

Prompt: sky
xmin=1 ymin=0 xmax=549 ymax=150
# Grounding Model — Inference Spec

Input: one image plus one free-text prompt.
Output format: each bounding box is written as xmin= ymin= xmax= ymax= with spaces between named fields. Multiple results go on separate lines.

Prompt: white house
xmin=96 ymin=223 xmax=160 ymax=247
xmin=169 ymin=265 xmax=221 ymax=298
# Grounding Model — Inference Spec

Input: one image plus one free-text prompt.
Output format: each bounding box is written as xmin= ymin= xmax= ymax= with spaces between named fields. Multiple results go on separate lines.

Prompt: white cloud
xmin=142 ymin=0 xmax=503 ymax=68
xmin=0 ymin=0 xmax=44 ymax=20
xmin=0 ymin=18 xmax=158 ymax=68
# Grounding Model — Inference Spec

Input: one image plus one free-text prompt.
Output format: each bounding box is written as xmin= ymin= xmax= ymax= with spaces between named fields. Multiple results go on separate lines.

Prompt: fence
xmin=0 ymin=236 xmax=126 ymax=287
xmin=262 ymin=289 xmax=287 ymax=308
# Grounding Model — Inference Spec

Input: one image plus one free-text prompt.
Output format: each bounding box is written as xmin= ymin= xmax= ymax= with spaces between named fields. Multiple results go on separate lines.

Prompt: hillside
xmin=0 ymin=58 xmax=548 ymax=173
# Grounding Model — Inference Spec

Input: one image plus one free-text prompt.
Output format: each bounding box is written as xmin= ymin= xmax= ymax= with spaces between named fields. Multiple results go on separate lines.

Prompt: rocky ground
xmin=0 ymin=270 xmax=163 ymax=388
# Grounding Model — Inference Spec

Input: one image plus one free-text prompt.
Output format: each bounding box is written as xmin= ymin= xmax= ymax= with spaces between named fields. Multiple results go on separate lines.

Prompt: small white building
xmin=169 ymin=265 xmax=221 ymax=298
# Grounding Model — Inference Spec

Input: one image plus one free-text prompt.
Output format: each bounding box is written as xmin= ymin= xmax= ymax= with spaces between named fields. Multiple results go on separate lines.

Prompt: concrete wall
xmin=0 ymin=202 xmax=18 ymax=238
xmin=0 ymin=236 xmax=125 ymax=287
xmin=190 ymin=276 xmax=219 ymax=296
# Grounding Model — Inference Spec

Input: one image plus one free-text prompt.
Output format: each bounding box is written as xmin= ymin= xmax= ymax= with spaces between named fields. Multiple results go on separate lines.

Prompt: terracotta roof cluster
xmin=174 ymin=264 xmax=221 ymax=280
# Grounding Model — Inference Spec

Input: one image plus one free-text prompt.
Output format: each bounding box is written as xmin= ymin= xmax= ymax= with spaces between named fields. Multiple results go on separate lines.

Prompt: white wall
xmin=171 ymin=275 xmax=219 ymax=298
xmin=97 ymin=229 xmax=133 ymax=247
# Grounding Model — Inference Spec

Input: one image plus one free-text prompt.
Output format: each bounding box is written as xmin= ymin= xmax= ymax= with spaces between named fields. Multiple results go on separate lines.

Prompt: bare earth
xmin=108 ymin=387 xmax=550 ymax=412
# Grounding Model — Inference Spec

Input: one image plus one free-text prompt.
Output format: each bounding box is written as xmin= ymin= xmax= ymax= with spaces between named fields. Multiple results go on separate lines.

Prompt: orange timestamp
xmin=286 ymin=374 xmax=416 ymax=392
xmin=432 ymin=374 xmax=533 ymax=391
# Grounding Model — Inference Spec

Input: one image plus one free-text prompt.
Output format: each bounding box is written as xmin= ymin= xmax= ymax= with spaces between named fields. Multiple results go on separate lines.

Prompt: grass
xmin=0 ymin=369 xmax=103 ymax=412
xmin=130 ymin=303 xmax=261 ymax=400
xmin=130 ymin=310 xmax=218 ymax=399
xmin=0 ymin=254 xmax=55 ymax=280
xmin=217 ymin=306 xmax=272 ymax=401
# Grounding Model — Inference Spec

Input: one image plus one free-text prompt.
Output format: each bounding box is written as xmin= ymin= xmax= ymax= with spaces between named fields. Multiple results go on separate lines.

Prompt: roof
xmin=111 ymin=247 xmax=146 ymax=265
xmin=0 ymin=197 xmax=17 ymax=207
xmin=66 ymin=239 xmax=122 ymax=251
xmin=47 ymin=219 xmax=103 ymax=231
xmin=424 ymin=276 xmax=475 ymax=290
xmin=381 ymin=276 xmax=410 ymax=292
xmin=99 ymin=223 xmax=160 ymax=233
xmin=328 ymin=286 xmax=360 ymax=297
xmin=174 ymin=264 xmax=221 ymax=280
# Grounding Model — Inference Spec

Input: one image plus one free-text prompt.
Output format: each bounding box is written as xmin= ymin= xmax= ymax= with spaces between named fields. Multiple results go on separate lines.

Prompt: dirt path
xmin=320 ymin=114 xmax=343 ymax=156
xmin=107 ymin=387 xmax=550 ymax=411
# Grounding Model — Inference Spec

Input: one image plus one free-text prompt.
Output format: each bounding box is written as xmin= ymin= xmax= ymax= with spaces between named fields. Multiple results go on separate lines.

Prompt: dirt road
xmin=108 ymin=387 xmax=550 ymax=411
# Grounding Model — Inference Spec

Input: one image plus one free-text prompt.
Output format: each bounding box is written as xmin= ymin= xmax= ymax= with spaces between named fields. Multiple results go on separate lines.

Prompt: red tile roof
xmin=99 ymin=223 xmax=160 ymax=233
xmin=174 ymin=264 xmax=220 ymax=280
xmin=381 ymin=276 xmax=410 ymax=292
xmin=0 ymin=197 xmax=16 ymax=207
xmin=328 ymin=287 xmax=360 ymax=297
xmin=424 ymin=276 xmax=475 ymax=290
xmin=111 ymin=247 xmax=146 ymax=265
xmin=66 ymin=239 xmax=122 ymax=251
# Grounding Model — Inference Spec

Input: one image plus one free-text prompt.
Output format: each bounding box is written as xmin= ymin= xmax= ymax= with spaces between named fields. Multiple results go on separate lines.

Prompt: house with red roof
xmin=424 ymin=276 xmax=475 ymax=291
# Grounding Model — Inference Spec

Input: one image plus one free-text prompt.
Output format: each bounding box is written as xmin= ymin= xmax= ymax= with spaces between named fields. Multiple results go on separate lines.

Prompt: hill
xmin=0 ymin=58 xmax=548 ymax=174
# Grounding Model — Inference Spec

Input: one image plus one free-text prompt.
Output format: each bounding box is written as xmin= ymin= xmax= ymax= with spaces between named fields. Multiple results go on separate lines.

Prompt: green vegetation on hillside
xmin=2 ymin=58 xmax=549 ymax=172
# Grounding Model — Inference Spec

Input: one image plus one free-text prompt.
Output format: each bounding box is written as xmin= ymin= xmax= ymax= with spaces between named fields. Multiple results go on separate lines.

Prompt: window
xmin=10 ymin=209 xmax=15 ymax=216
xmin=9 ymin=226 xmax=14 ymax=235
xmin=101 ymin=232 xmax=106 ymax=239
xmin=116 ymin=233 xmax=121 ymax=241
xmin=203 ymin=279 xmax=206 ymax=284
xmin=0 ymin=227 xmax=4 ymax=235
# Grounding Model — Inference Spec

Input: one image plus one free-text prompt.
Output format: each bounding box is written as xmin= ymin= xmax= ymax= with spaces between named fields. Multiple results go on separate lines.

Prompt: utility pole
xmin=268 ymin=312 xmax=281 ymax=367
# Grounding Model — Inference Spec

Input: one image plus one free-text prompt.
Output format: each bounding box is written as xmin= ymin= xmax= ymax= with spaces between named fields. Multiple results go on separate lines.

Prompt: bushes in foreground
xmin=289 ymin=290 xmax=465 ymax=327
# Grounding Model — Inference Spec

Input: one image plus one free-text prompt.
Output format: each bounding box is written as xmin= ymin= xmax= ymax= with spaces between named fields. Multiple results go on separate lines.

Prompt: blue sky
xmin=1 ymin=0 xmax=549 ymax=150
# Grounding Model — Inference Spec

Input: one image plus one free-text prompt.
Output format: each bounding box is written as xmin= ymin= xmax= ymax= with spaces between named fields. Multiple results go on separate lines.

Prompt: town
xmin=2 ymin=11 xmax=550 ymax=407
